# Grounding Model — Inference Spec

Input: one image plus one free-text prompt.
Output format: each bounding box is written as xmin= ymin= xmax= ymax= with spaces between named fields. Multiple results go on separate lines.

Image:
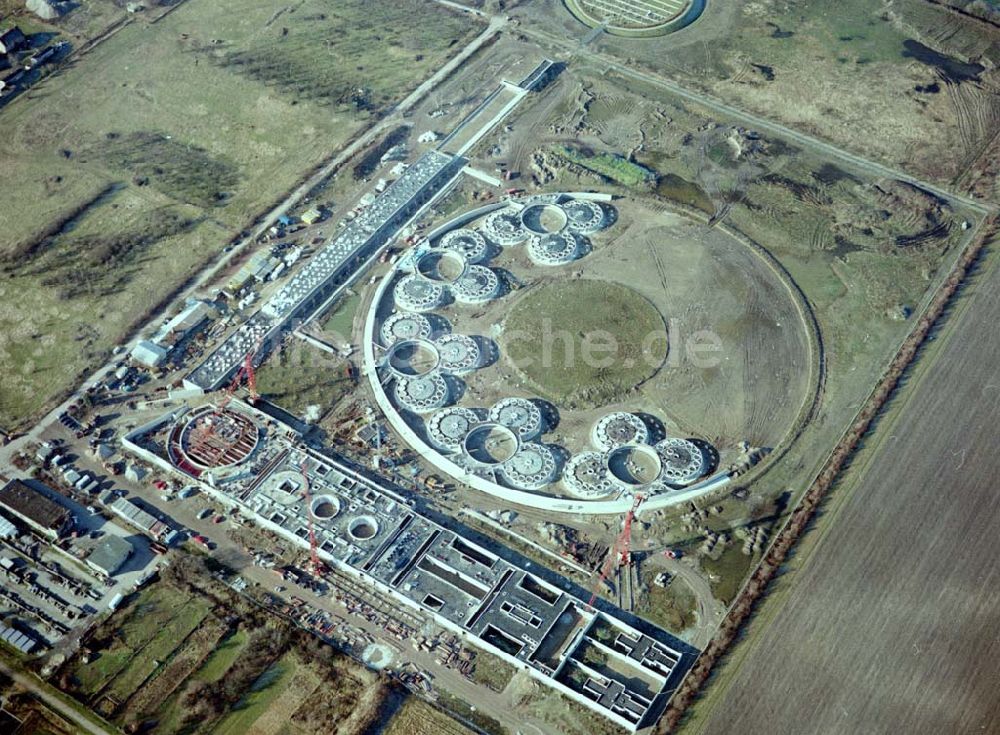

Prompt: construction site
xmin=3 ymin=0 xmax=995 ymax=732
xmin=121 ymin=397 xmax=694 ymax=731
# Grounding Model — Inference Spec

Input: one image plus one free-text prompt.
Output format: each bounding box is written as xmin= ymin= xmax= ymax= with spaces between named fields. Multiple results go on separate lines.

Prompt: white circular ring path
xmin=363 ymin=193 xmax=730 ymax=515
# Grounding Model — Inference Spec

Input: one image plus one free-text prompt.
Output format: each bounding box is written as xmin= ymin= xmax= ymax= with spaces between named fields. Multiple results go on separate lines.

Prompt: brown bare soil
xmin=685 ymin=231 xmax=1000 ymax=733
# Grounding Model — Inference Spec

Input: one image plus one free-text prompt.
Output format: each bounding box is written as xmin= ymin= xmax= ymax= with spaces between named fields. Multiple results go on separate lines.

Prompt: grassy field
xmin=688 ymin=246 xmax=1000 ymax=733
xmin=0 ymin=0 xmax=477 ymax=431
xmin=383 ymin=698 xmax=476 ymax=735
xmin=520 ymin=0 xmax=1000 ymax=193
xmin=62 ymin=559 xmax=387 ymax=735
xmin=69 ymin=583 xmax=212 ymax=699
xmin=210 ymin=654 xmax=307 ymax=735
xmin=503 ymin=279 xmax=667 ymax=408
xmin=470 ymin=652 xmax=517 ymax=693
xmin=699 ymin=546 xmax=757 ymax=607
xmin=254 ymin=341 xmax=355 ymax=420
xmin=320 ymin=292 xmax=362 ymax=342
xmin=552 ymin=146 xmax=656 ymax=187
xmin=639 ymin=569 xmax=698 ymax=632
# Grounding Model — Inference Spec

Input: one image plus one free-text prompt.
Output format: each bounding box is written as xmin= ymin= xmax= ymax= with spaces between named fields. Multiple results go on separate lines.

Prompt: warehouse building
xmin=109 ymin=497 xmax=168 ymax=539
xmin=0 ymin=480 xmax=72 ymax=540
xmin=86 ymin=535 xmax=134 ymax=578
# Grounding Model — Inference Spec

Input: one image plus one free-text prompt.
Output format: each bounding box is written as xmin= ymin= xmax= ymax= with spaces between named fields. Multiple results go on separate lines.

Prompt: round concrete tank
xmin=310 ymin=495 xmax=341 ymax=520
xmin=347 ymin=515 xmax=379 ymax=541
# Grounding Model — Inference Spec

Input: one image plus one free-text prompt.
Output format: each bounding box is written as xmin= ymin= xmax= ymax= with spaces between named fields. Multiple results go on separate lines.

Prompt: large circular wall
xmin=362 ymin=193 xmax=743 ymax=515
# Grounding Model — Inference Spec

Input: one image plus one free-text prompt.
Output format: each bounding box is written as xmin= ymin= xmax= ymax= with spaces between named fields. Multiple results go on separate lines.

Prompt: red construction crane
xmin=217 ymin=335 xmax=263 ymax=412
xmin=299 ymin=459 xmax=322 ymax=577
xmin=588 ymin=493 xmax=645 ymax=609
xmin=187 ymin=337 xmax=264 ymax=465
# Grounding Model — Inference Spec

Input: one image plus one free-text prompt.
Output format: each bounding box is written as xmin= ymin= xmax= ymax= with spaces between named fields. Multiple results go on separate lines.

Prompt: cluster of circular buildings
xmin=563 ymin=412 xmax=706 ymax=499
xmin=364 ymin=193 xmax=715 ymax=509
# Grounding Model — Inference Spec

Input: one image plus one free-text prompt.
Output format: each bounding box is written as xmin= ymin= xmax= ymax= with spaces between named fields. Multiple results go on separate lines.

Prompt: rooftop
xmin=0 ymin=480 xmax=72 ymax=536
xmin=87 ymin=534 xmax=133 ymax=576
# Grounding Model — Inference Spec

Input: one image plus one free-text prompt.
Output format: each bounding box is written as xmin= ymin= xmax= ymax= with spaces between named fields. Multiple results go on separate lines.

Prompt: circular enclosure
xmin=527 ymin=232 xmax=578 ymax=266
xmin=564 ymin=0 xmax=704 ymax=37
xmin=483 ymin=209 xmax=528 ymax=245
xmin=464 ymin=423 xmax=520 ymax=466
xmin=381 ymin=311 xmax=432 ymax=344
xmin=428 ymin=406 xmax=481 ymax=450
xmin=439 ymin=228 xmax=488 ymax=263
xmin=347 ymin=516 xmax=379 ymax=541
xmin=363 ymin=194 xmax=815 ymax=514
xmin=171 ymin=406 xmax=261 ymax=472
xmin=394 ymin=373 xmax=449 ymax=413
xmin=593 ymin=412 xmax=650 ymax=450
xmin=417 ymin=249 xmax=468 ymax=283
xmin=607 ymin=444 xmax=663 ymax=486
xmin=521 ymin=203 xmax=569 ymax=235
xmin=386 ymin=339 xmax=441 ymax=378
xmin=394 ymin=274 xmax=445 ymax=312
xmin=310 ymin=494 xmax=341 ymax=520
xmin=489 ymin=397 xmax=543 ymax=440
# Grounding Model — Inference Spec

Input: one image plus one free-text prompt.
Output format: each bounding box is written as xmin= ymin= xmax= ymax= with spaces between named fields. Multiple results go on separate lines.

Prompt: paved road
xmin=515 ymin=25 xmax=995 ymax=216
xmin=0 ymin=659 xmax=115 ymax=735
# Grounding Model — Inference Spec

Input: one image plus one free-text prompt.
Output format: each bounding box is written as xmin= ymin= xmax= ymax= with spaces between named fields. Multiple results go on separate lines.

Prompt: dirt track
xmin=692 ymin=241 xmax=1000 ymax=734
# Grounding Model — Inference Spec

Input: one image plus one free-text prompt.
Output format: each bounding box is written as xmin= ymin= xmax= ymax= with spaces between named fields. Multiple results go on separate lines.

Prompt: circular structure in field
xmin=656 ymin=437 xmax=706 ymax=484
xmin=170 ymin=406 xmax=261 ymax=472
xmin=416 ymin=249 xmax=467 ymax=283
xmin=563 ymin=451 xmax=617 ymax=499
xmin=607 ymin=444 xmax=663 ymax=486
xmin=562 ymin=199 xmax=606 ymax=234
xmin=489 ymin=397 xmax=543 ymax=440
xmin=483 ymin=209 xmax=529 ymax=245
xmin=464 ymin=424 xmax=520 ymax=466
xmin=439 ymin=228 xmax=488 ymax=263
xmin=564 ymin=0 xmax=703 ymax=37
xmin=502 ymin=444 xmax=558 ymax=490
xmin=527 ymin=232 xmax=578 ymax=266
xmin=428 ymin=406 xmax=481 ymax=450
xmin=394 ymin=374 xmax=449 ymax=413
xmin=347 ymin=516 xmax=379 ymax=541
xmin=521 ymin=203 xmax=569 ymax=235
xmin=452 ymin=265 xmax=500 ymax=304
xmin=435 ymin=333 xmax=481 ymax=374
xmin=310 ymin=495 xmax=341 ymax=520
xmin=360 ymin=192 xmax=813 ymax=515
xmin=593 ymin=412 xmax=649 ymax=451
xmin=386 ymin=339 xmax=441 ymax=378
xmin=395 ymin=274 xmax=445 ymax=312
xmin=503 ymin=280 xmax=667 ymax=409
xmin=381 ymin=312 xmax=432 ymax=344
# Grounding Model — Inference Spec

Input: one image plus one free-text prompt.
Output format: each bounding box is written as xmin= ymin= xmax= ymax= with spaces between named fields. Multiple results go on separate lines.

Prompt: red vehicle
xmin=191 ymin=534 xmax=209 ymax=547
xmin=212 ymin=514 xmax=225 ymax=524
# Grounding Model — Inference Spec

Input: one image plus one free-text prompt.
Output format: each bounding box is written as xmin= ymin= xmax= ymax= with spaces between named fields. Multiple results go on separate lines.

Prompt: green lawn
xmin=503 ymin=279 xmax=666 ymax=408
xmin=71 ymin=584 xmax=210 ymax=699
xmin=320 ymin=292 xmax=362 ymax=342
xmin=255 ymin=343 xmax=354 ymax=419
xmin=196 ymin=629 xmax=250 ymax=683
xmin=553 ymin=146 xmax=656 ymax=188
xmin=210 ymin=654 xmax=299 ymax=735
xmin=701 ymin=546 xmax=758 ymax=607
